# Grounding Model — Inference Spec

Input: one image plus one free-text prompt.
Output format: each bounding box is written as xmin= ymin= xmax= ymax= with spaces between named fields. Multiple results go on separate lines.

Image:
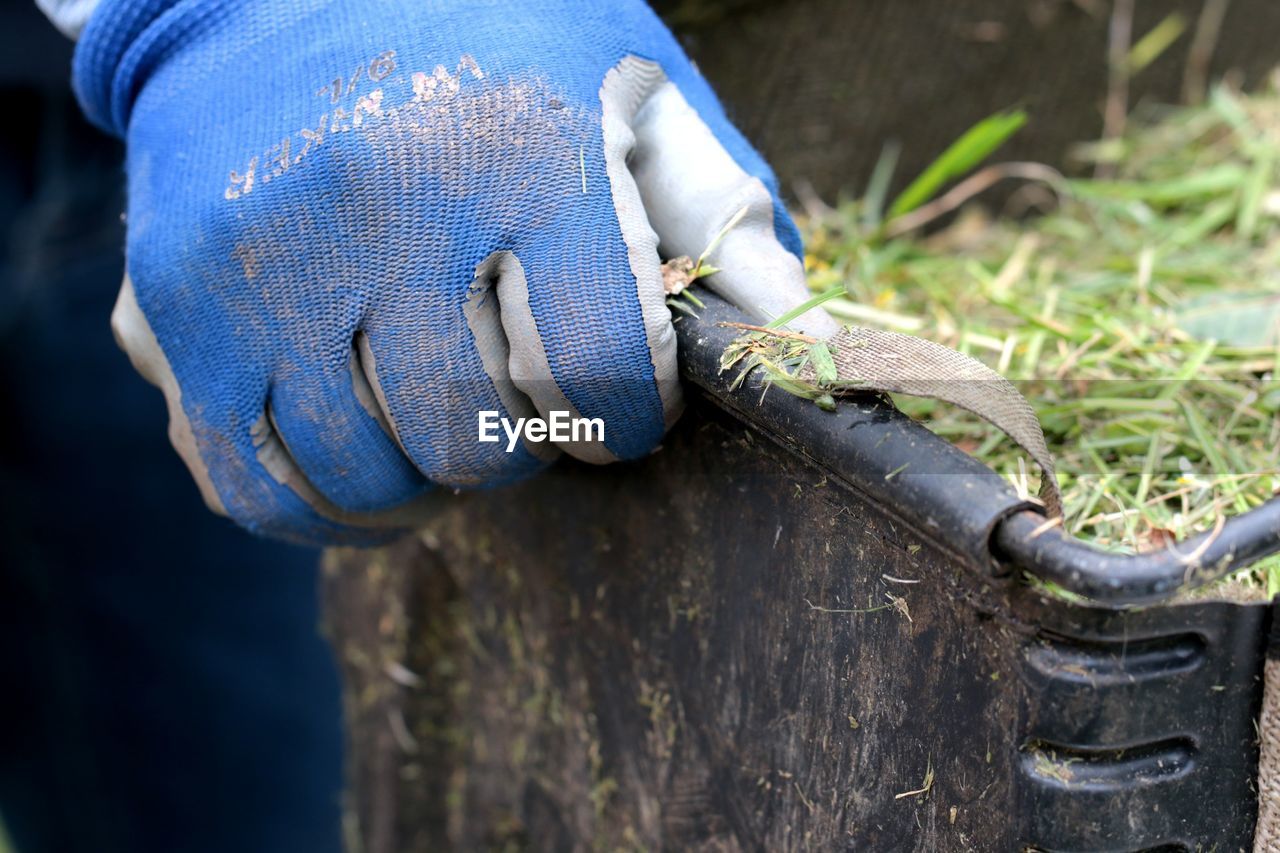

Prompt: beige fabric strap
xmin=798 ymin=326 xmax=1062 ymax=517
xmin=1258 ymin=658 xmax=1280 ymax=851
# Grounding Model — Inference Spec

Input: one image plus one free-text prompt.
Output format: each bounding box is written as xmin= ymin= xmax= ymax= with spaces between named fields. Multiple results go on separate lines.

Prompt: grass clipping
xmin=786 ymin=83 xmax=1280 ymax=595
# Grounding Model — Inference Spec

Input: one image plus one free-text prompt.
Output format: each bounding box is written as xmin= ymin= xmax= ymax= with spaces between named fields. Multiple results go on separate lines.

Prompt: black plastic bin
xmin=327 ymin=292 xmax=1280 ymax=852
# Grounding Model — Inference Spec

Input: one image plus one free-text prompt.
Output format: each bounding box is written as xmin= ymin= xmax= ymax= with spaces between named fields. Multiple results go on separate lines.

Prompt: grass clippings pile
xmin=776 ymin=80 xmax=1280 ymax=594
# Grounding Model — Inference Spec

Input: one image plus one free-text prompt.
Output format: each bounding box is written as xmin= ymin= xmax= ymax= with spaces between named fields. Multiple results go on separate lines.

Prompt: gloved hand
xmin=77 ymin=0 xmax=833 ymax=544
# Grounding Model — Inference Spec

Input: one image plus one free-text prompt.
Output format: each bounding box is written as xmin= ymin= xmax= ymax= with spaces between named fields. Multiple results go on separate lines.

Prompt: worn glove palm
xmin=77 ymin=0 xmax=830 ymax=543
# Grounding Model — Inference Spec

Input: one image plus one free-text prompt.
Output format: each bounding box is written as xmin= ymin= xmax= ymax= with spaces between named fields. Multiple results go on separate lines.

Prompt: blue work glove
xmin=78 ymin=0 xmax=834 ymax=544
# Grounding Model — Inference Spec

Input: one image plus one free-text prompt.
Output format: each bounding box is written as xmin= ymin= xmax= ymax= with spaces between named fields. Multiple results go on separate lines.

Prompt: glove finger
xmin=266 ymin=340 xmax=428 ymax=513
xmin=251 ymin=404 xmax=443 ymax=542
xmin=112 ymin=276 xmax=228 ymax=517
xmin=113 ymin=276 xmax=430 ymax=544
xmin=496 ymin=80 xmax=682 ymax=464
xmin=625 ymin=62 xmax=837 ymax=338
xmin=359 ymin=256 xmax=558 ymax=488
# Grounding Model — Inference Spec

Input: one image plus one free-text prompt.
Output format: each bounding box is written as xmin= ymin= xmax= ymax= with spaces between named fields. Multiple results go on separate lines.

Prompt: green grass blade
xmin=862 ymin=140 xmax=901 ymax=229
xmin=809 ymin=341 xmax=838 ymax=383
xmin=1126 ymin=13 xmax=1187 ymax=75
xmin=888 ymin=109 xmax=1028 ymax=219
xmin=1068 ymin=163 xmax=1246 ymax=205
xmin=767 ymin=284 xmax=845 ymax=329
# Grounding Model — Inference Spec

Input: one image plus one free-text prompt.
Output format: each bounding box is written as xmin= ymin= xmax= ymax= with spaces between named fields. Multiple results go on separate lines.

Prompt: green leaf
xmin=1175 ymin=291 xmax=1280 ymax=347
xmin=888 ymin=109 xmax=1027 ymax=219
xmin=809 ymin=341 xmax=838 ymax=383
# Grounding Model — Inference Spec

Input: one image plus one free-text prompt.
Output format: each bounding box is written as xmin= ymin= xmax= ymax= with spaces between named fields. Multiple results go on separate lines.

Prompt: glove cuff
xmin=72 ymin=0 xmax=186 ymax=136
